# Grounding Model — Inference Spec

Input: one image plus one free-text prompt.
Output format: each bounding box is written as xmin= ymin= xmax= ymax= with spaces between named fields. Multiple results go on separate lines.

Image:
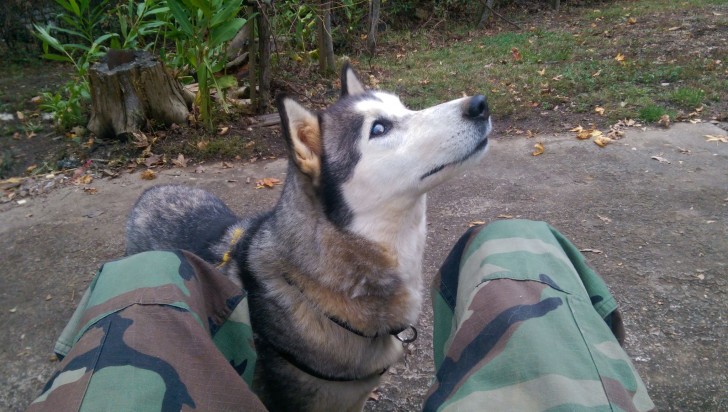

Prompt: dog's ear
xmin=341 ymin=62 xmax=366 ymax=97
xmin=277 ymin=95 xmax=321 ymax=184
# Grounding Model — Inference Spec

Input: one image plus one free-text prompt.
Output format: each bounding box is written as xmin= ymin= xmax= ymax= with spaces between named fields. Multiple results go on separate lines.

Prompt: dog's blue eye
xmin=370 ymin=121 xmax=387 ymax=138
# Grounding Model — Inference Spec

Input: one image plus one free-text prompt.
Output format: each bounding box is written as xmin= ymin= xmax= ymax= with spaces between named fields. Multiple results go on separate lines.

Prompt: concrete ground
xmin=1 ymin=122 xmax=726 ymax=411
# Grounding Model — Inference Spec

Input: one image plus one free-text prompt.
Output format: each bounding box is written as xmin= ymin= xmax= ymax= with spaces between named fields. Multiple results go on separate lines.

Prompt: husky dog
xmin=125 ymin=64 xmax=491 ymax=411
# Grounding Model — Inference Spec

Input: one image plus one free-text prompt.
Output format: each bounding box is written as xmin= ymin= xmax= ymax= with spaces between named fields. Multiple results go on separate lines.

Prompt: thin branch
xmin=481 ymin=1 xmax=522 ymax=30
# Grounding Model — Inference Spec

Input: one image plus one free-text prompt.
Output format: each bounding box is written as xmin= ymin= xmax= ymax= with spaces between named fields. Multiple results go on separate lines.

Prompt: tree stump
xmin=87 ymin=50 xmax=191 ymax=139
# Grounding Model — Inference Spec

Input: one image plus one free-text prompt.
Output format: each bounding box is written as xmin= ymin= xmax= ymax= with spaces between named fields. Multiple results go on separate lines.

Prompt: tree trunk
xmin=367 ymin=0 xmax=381 ymax=54
xmin=552 ymin=0 xmax=561 ymax=12
xmin=477 ymin=0 xmax=496 ymax=29
xmin=87 ymin=50 xmax=190 ymax=139
xmin=257 ymin=3 xmax=271 ymax=112
xmin=317 ymin=0 xmax=335 ymax=75
xmin=247 ymin=5 xmax=258 ymax=111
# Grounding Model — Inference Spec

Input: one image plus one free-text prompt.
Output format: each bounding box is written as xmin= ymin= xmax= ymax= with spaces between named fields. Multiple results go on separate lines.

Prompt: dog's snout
xmin=463 ymin=94 xmax=489 ymax=120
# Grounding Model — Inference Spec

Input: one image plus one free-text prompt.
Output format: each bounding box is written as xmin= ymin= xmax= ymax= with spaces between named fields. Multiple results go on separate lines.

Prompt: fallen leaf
xmin=705 ymin=134 xmax=728 ymax=143
xmin=570 ymin=125 xmax=584 ymax=133
xmin=218 ymin=126 xmax=230 ymax=135
xmin=538 ymin=68 xmax=546 ymax=76
xmin=9 ymin=307 xmax=17 ymax=313
xmin=511 ymin=47 xmax=522 ymax=62
xmin=132 ymin=132 xmax=150 ymax=148
xmin=532 ymin=142 xmax=545 ymax=156
xmin=526 ymin=130 xmax=536 ymax=138
xmin=658 ymin=114 xmax=671 ymax=128
xmin=83 ymin=187 xmax=98 ymax=194
xmin=627 ymin=17 xmax=637 ymax=25
xmin=615 ymin=53 xmax=625 ymax=62
xmin=597 ymin=214 xmax=612 ymax=223
xmin=468 ymin=220 xmax=486 ymax=227
xmin=221 ymin=161 xmax=233 ymax=169
xmin=45 ymin=294 xmax=52 ymax=301
xmin=576 ymin=130 xmax=592 ymax=140
xmin=83 ymin=210 xmax=105 ymax=218
xmin=30 ymin=96 xmax=43 ymax=104
xmin=696 ymin=273 xmax=705 ymax=280
xmin=592 ymin=69 xmax=602 ymax=77
xmin=594 ymin=135 xmax=612 ymax=147
xmin=497 ymin=214 xmax=514 ymax=219
xmin=255 ymin=177 xmax=282 ymax=189
xmin=172 ymin=154 xmax=188 ymax=168
xmin=144 ymin=154 xmax=164 ymax=167
xmin=101 ymin=169 xmax=119 ymax=178
xmin=551 ymin=75 xmax=563 ymax=81
xmin=196 ymin=140 xmax=209 ymax=150
xmin=651 ymin=156 xmax=671 ymax=164
xmin=79 ymin=174 xmax=93 ymax=185
xmin=140 ymin=169 xmax=157 ymax=180
xmin=595 ymin=106 xmax=605 ymax=116
xmin=26 ymin=164 xmax=37 ymax=174
xmin=82 ymin=138 xmax=94 ymax=148
xmin=16 ymin=111 xmax=25 ymax=121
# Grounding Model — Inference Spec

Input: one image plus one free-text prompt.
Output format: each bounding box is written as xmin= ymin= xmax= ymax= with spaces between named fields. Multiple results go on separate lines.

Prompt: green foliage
xmin=40 ymin=81 xmax=90 ymax=130
xmin=669 ymin=87 xmax=705 ymax=109
xmin=275 ymin=2 xmax=318 ymax=53
xmin=33 ymin=0 xmax=117 ymax=130
xmin=112 ymin=0 xmax=170 ymax=50
xmin=638 ymin=105 xmax=669 ymax=123
xmin=165 ymin=0 xmax=249 ymax=131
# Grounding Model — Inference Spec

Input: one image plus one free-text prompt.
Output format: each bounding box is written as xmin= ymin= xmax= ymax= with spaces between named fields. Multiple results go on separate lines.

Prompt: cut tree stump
xmin=87 ymin=50 xmax=191 ymax=139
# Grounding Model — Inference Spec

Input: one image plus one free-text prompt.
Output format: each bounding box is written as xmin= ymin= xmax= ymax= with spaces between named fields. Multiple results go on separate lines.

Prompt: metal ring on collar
xmin=394 ymin=325 xmax=418 ymax=343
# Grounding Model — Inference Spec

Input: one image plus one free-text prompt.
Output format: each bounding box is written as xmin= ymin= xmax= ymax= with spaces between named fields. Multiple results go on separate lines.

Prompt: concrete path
xmin=1 ymin=122 xmax=726 ymax=411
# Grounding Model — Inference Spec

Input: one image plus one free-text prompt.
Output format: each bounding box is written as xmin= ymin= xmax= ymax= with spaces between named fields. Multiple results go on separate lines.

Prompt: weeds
xmin=670 ymin=87 xmax=706 ymax=110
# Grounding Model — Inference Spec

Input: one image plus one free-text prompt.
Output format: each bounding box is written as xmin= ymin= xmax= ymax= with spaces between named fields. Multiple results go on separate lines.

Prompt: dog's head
xmin=277 ymin=64 xmax=491 ymax=228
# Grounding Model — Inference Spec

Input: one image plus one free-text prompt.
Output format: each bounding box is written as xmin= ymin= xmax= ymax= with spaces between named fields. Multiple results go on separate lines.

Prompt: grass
xmin=374 ymin=0 xmax=728 ymax=128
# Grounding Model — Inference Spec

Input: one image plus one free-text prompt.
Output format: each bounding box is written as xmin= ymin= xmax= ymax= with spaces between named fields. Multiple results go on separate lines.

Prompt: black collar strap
xmin=281 ymin=273 xmax=418 ymax=343
xmin=264 ymin=335 xmax=387 ymax=382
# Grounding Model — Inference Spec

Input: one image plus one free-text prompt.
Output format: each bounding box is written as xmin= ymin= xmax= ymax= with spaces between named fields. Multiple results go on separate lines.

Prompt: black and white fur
xmin=125 ymin=64 xmax=491 ymax=411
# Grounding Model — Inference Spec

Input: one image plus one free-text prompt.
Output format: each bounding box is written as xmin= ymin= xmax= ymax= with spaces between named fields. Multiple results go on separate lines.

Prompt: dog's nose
xmin=463 ymin=94 xmax=489 ymax=120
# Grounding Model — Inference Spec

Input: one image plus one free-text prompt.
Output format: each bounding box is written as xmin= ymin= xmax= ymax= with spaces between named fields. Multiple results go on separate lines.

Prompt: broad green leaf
xmin=210 ymin=0 xmax=243 ymax=28
xmin=214 ymin=74 xmax=238 ymax=90
xmin=210 ymin=17 xmax=246 ymax=47
xmin=167 ymin=0 xmax=195 ymax=36
xmin=42 ymin=53 xmax=73 ymax=63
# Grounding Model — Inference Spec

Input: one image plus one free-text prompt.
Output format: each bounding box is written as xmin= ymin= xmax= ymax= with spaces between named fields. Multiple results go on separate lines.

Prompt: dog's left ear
xmin=341 ymin=63 xmax=366 ymax=97
xmin=277 ymin=95 xmax=321 ymax=184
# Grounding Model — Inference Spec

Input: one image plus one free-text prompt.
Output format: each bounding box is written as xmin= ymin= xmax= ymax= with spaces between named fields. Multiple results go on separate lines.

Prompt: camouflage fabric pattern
xmin=28 ymin=250 xmax=264 ymax=412
xmin=424 ymin=219 xmax=655 ymax=412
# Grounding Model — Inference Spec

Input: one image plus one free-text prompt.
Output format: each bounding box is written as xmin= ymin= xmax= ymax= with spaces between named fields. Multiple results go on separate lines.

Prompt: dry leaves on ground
xmin=255 ymin=177 xmax=282 ymax=189
xmin=532 ymin=142 xmax=545 ymax=156
xmin=172 ymin=154 xmax=188 ymax=168
xmin=141 ymin=169 xmax=157 ymax=180
xmin=705 ymin=134 xmax=728 ymax=143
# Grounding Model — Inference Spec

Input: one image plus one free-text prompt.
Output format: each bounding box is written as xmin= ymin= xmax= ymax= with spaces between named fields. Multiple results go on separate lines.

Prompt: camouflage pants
xmin=29 ymin=220 xmax=653 ymax=411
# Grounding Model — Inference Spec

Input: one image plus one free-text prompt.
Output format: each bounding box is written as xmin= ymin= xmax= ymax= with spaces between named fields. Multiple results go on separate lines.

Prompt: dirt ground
xmin=1 ymin=121 xmax=726 ymax=410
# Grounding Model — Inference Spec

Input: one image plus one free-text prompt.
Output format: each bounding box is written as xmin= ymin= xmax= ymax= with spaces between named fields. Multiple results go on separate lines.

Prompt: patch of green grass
xmin=669 ymin=87 xmax=706 ymax=109
xmin=373 ymin=0 xmax=726 ymax=128
xmin=638 ymin=105 xmax=669 ymax=122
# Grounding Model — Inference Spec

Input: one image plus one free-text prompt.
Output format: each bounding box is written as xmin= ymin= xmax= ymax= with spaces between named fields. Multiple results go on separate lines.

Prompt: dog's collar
xmin=328 ymin=315 xmax=418 ymax=343
xmin=280 ymin=273 xmax=418 ymax=343
xmin=262 ymin=334 xmax=388 ymax=382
